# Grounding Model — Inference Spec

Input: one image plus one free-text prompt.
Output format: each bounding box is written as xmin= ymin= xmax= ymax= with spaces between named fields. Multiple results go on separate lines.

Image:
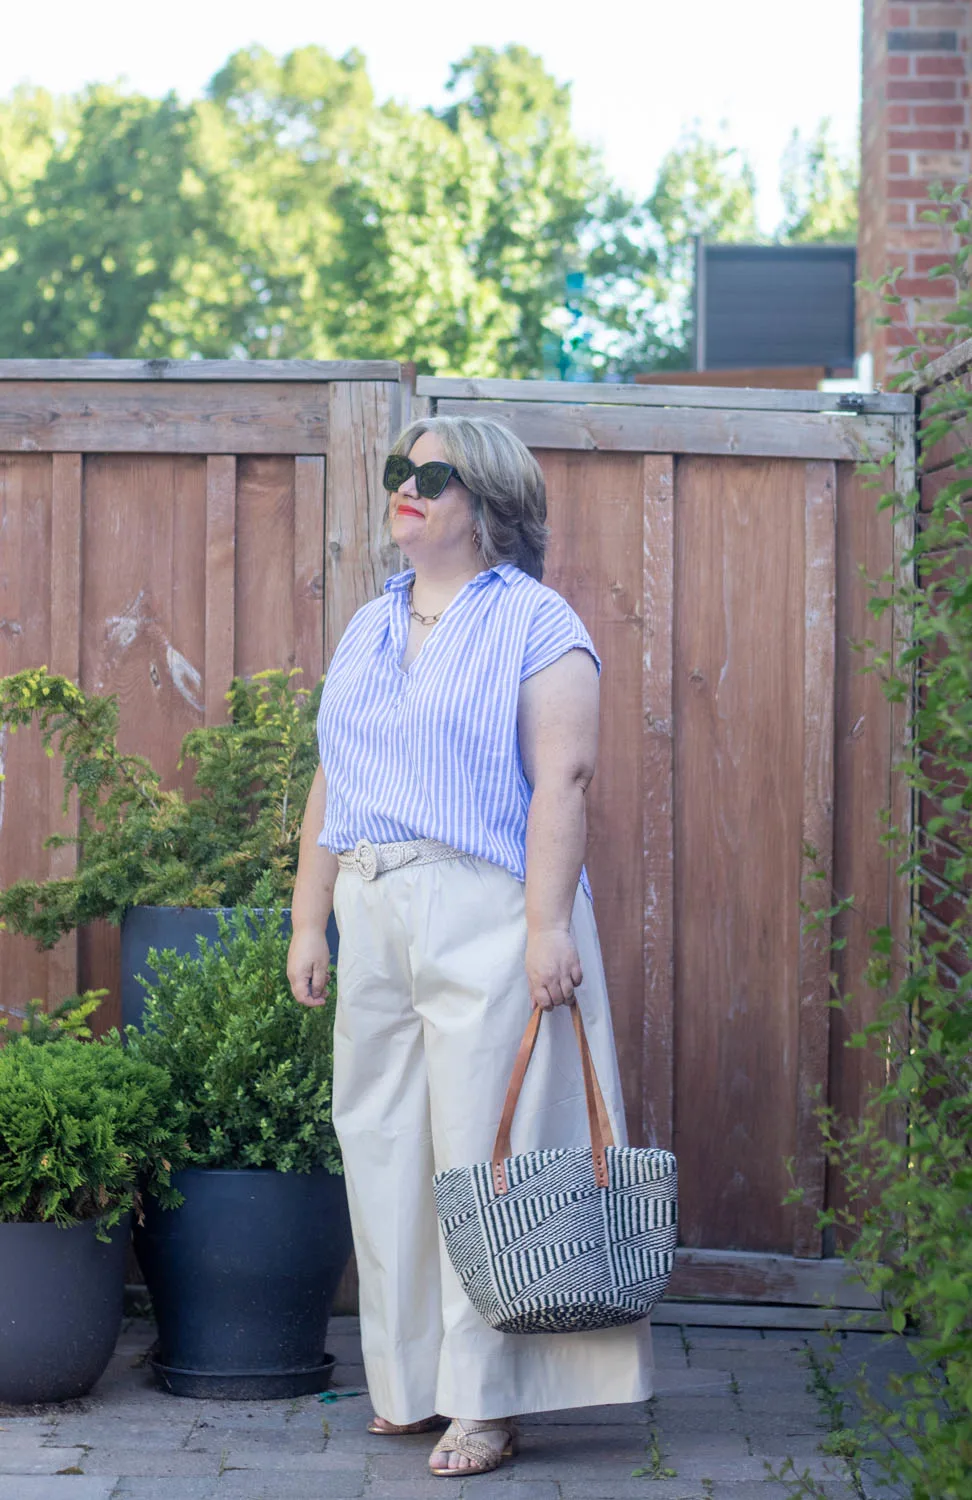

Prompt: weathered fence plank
xmin=0 ymin=360 xmax=399 ymax=383
xmin=418 ymin=375 xmax=915 ymax=416
xmin=46 ymin=454 xmax=83 ymax=1006
xmin=641 ymin=455 xmax=675 ymax=1153
xmin=433 ymin=397 xmax=897 ymax=462
xmin=672 ymin=456 xmax=807 ymax=1254
xmin=793 ymin=461 xmax=837 ymax=1259
xmin=294 ymin=456 xmax=327 ymax=689
xmin=0 ymin=382 xmax=328 ymax=453
xmin=324 ymin=382 xmax=402 ymax=663
xmin=536 ymin=450 xmax=647 ymax=1145
xmin=0 ymin=455 xmax=55 ymax=1018
xmin=204 ymin=456 xmax=237 ymax=726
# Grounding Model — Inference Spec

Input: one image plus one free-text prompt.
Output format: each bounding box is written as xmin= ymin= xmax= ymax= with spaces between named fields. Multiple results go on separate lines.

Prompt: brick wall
xmin=858 ymin=0 xmax=972 ymax=382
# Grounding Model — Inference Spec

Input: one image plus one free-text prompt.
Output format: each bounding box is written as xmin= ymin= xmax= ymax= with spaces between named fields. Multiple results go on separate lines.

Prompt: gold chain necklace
xmin=407 ymin=584 xmax=441 ymax=625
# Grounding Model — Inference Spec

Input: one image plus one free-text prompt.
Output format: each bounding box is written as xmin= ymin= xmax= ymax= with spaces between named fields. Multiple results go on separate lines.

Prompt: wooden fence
xmin=0 ymin=361 xmax=404 ymax=1030
xmin=0 ymin=362 xmax=917 ymax=1317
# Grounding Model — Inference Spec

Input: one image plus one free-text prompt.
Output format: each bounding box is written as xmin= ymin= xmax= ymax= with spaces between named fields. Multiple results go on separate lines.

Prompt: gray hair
xmin=384 ymin=415 xmax=549 ymax=581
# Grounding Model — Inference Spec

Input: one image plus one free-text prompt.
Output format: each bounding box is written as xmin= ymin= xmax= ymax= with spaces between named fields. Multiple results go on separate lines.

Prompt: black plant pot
xmin=121 ymin=905 xmax=341 ymax=1032
xmin=0 ymin=1217 xmax=129 ymax=1404
xmin=134 ymin=1168 xmax=353 ymax=1399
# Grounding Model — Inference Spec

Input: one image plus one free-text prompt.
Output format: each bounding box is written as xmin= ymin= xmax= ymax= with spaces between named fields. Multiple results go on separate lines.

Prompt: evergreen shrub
xmin=125 ymin=882 xmax=341 ymax=1180
xmin=0 ymin=1018 xmax=181 ymax=1235
xmin=0 ymin=666 xmax=322 ymax=948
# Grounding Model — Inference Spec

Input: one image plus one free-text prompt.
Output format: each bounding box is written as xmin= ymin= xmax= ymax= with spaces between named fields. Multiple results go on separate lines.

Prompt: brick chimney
xmin=858 ymin=0 xmax=971 ymax=384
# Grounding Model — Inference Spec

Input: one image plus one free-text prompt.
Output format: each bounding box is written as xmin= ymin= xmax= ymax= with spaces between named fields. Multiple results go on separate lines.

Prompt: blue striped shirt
xmin=316 ymin=561 xmax=602 ymax=901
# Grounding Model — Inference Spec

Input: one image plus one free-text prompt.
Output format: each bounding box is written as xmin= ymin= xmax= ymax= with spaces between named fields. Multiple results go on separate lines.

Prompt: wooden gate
xmin=1 ymin=363 xmax=916 ymax=1323
xmin=416 ymin=376 xmax=916 ymax=1324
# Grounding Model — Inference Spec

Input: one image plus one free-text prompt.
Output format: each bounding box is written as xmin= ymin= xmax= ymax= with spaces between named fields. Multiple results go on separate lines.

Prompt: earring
xmin=472 ymin=529 xmax=482 ymax=548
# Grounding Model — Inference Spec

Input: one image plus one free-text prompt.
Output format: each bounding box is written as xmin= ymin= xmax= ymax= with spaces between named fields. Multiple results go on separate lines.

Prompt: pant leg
xmin=330 ymin=866 xmax=443 ymax=1425
xmin=409 ymin=855 xmax=655 ymax=1420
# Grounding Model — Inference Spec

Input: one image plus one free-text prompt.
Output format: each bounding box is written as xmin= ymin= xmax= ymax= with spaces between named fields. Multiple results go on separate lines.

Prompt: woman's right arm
xmin=288 ymin=763 xmax=340 ymax=1007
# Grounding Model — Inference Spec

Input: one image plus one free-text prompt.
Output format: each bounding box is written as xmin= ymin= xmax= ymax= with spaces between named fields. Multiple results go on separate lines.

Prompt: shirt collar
xmin=383 ymin=562 xmax=518 ymax=594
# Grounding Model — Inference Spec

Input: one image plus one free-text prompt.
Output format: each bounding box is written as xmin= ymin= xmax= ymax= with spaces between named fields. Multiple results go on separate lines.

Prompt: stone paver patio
xmin=0 ymin=1315 xmax=909 ymax=1499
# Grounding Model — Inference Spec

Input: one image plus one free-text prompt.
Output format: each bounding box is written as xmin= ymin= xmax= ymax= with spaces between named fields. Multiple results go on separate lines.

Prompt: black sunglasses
xmin=383 ymin=454 xmax=465 ymax=500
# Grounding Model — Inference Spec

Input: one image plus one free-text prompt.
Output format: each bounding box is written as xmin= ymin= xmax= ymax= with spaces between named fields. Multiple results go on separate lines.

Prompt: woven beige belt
xmin=336 ymin=837 xmax=466 ymax=882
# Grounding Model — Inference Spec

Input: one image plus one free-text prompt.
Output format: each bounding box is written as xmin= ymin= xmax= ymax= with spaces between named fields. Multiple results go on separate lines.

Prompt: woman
xmin=287 ymin=415 xmax=653 ymax=1478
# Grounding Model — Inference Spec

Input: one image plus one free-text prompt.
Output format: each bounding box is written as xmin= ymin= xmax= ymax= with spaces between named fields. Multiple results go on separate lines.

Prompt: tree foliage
xmin=778 ymin=119 xmax=858 ymax=245
xmin=0 ymin=47 xmax=858 ymax=374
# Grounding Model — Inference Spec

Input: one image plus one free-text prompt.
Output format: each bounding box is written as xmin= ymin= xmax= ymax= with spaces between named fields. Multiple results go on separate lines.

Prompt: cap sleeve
xmin=520 ymin=589 xmax=602 ymax=683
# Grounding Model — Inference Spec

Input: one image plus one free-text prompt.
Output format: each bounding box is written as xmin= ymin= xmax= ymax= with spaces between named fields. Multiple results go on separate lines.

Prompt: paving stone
xmin=747 ymin=1437 xmax=850 ymax=1468
xmin=220 ymin=1450 xmax=365 ymax=1475
xmin=705 ymin=1485 xmax=805 ymax=1499
xmin=733 ymin=1372 xmax=813 ymax=1396
xmin=0 ymin=1418 xmax=58 ymax=1439
xmin=446 ymin=1483 xmax=561 ymax=1498
xmin=654 ymin=1398 xmax=744 ymax=1434
xmin=560 ymin=1484 xmax=702 ymax=1500
xmin=186 ymin=1427 xmax=327 ymax=1455
xmin=213 ymin=1469 xmax=366 ymax=1499
xmin=644 ymin=1455 xmax=781 ymax=1483
xmin=687 ymin=1351 xmax=807 ymax=1373
xmin=741 ymin=1409 xmax=829 ymax=1435
xmin=648 ymin=1374 xmax=732 ymax=1398
xmin=322 ymin=1435 xmax=391 ymax=1462
xmin=0 ymin=1482 xmax=116 ymax=1500
xmin=360 ymin=1485 xmax=448 ymax=1500
xmin=0 ymin=1448 xmax=87 ymax=1474
xmin=46 ymin=1418 xmax=198 ymax=1449
xmin=681 ymin=1329 xmax=768 ymax=1347
xmin=111 ymin=1483 xmax=219 ymax=1499
xmin=76 ymin=1448 xmax=222 ymax=1477
xmin=657 ymin=1437 xmax=754 ymax=1466
xmin=0 ymin=1432 xmax=63 ymax=1453
xmin=522 ymin=1401 xmax=651 ymax=1426
xmin=181 ymin=1401 xmax=293 ymax=1426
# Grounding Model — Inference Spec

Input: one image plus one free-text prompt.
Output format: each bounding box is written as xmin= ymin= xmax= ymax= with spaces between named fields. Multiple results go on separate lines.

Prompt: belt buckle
xmin=353 ymin=839 xmax=379 ymax=881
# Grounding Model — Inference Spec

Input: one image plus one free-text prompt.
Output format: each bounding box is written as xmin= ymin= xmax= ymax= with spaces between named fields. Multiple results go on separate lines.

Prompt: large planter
xmin=134 ymin=1167 xmax=352 ymax=1399
xmin=121 ymin=905 xmax=341 ymax=1031
xmin=0 ymin=1217 xmax=130 ymax=1404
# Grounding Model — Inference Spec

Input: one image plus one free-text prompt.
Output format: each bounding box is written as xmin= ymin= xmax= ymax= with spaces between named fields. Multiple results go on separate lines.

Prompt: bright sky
xmin=3 ymin=0 xmax=862 ymax=232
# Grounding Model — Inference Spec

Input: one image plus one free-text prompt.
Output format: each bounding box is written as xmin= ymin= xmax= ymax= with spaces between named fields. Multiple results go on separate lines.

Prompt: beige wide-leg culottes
xmin=331 ymin=851 xmax=654 ymax=1424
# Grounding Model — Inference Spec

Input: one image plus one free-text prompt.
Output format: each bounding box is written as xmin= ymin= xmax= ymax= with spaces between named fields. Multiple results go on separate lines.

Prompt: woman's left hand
xmin=526 ymin=927 xmax=583 ymax=1011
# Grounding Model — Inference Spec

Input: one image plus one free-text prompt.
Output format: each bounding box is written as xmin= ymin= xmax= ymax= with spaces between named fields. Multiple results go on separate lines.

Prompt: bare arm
xmin=517 ymin=648 xmax=599 ymax=1009
xmin=288 ymin=763 xmax=340 ymax=1006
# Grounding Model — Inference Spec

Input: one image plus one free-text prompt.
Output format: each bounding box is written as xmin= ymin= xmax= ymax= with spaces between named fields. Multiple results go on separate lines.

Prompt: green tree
xmin=777 ymin=119 xmax=858 ymax=243
xmin=0 ymin=86 xmax=209 ymax=357
xmin=0 ymin=44 xmax=662 ymax=375
xmin=0 ymin=85 xmax=70 ymax=201
xmin=163 ymin=44 xmax=375 ymax=359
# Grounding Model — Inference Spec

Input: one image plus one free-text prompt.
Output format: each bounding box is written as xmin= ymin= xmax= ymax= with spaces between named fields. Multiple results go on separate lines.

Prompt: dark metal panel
xmin=699 ymin=245 xmax=857 ymax=371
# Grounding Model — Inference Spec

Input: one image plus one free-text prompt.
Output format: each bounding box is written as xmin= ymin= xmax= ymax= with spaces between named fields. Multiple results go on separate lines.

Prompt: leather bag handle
xmin=491 ymin=1004 xmax=615 ymax=1195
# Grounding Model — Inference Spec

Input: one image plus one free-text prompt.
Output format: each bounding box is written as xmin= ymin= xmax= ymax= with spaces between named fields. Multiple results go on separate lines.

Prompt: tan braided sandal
xmin=428 ymin=1416 xmax=519 ymax=1477
xmin=367 ymin=1414 xmax=447 ymax=1436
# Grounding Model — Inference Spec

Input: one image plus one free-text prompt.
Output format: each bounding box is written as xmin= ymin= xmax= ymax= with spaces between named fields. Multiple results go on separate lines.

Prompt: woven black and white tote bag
xmin=433 ymin=1005 xmax=677 ymax=1334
